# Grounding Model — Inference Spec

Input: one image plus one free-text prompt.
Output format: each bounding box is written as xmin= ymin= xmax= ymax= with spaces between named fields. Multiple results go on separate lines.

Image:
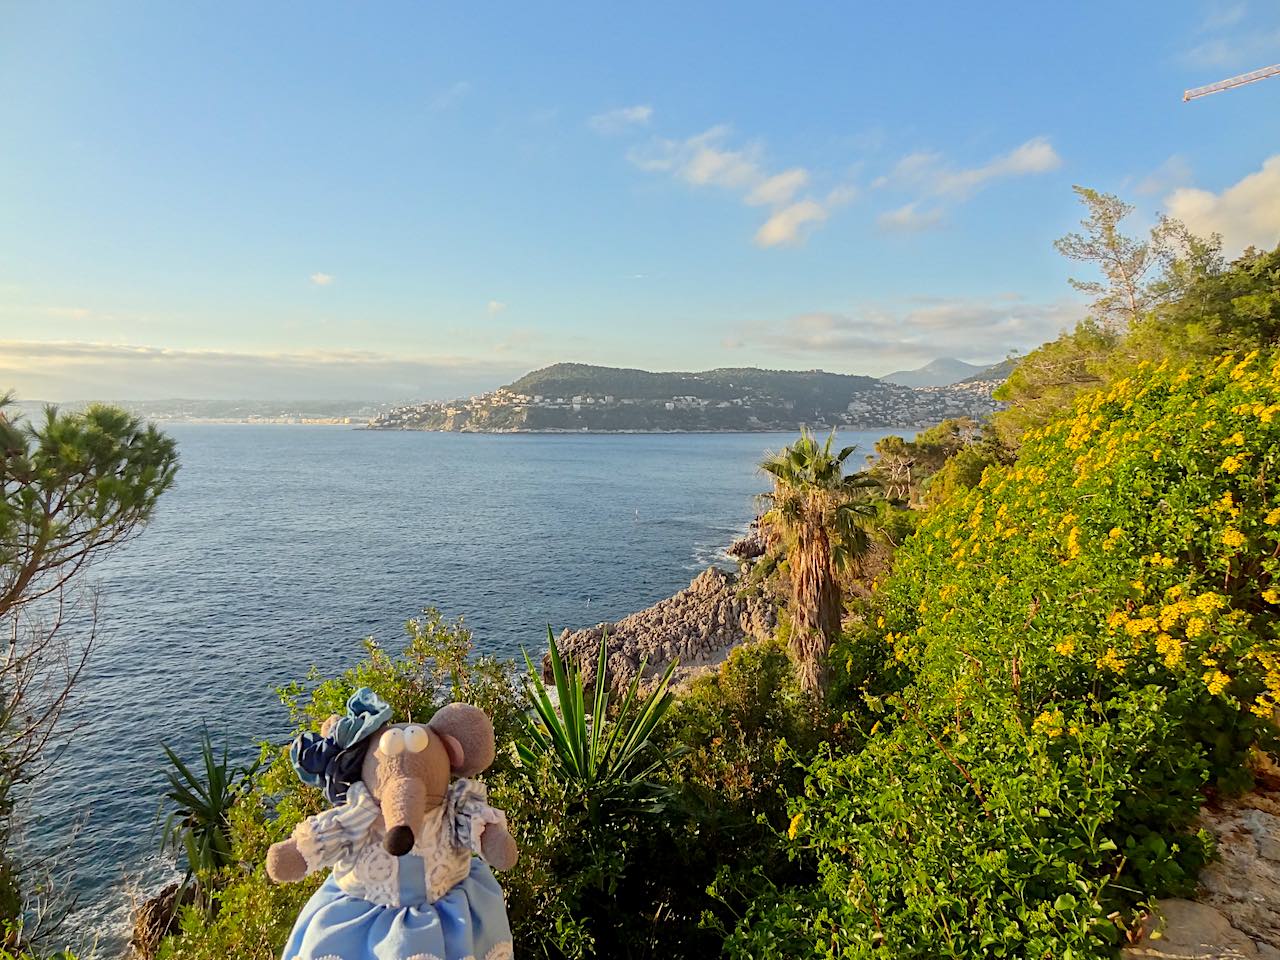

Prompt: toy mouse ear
xmin=320 ymin=715 xmax=340 ymax=738
xmin=427 ymin=703 xmax=495 ymax=777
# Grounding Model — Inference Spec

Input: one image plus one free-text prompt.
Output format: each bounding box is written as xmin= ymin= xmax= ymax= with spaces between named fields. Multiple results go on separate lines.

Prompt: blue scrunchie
xmin=290 ymin=687 xmax=392 ymax=803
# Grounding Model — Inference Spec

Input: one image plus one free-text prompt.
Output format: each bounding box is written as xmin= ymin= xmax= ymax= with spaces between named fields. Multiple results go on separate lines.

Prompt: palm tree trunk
xmin=789 ymin=526 xmax=841 ymax=696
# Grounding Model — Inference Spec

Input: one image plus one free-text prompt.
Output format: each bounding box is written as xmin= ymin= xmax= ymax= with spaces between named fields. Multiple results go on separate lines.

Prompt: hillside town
xmin=368 ymin=369 xmax=1006 ymax=433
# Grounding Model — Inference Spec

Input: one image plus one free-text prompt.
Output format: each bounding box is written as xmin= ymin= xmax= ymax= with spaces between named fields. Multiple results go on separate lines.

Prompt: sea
xmin=20 ymin=424 xmax=902 ymax=951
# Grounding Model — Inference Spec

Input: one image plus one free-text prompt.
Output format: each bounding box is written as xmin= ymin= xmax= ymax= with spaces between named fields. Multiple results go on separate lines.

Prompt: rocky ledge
xmin=1124 ymin=785 xmax=1280 ymax=959
xmin=546 ymin=566 xmax=776 ymax=692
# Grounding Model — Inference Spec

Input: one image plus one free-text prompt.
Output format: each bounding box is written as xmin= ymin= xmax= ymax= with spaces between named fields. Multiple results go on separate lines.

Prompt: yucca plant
xmin=158 ymin=729 xmax=257 ymax=902
xmin=517 ymin=629 xmax=680 ymax=821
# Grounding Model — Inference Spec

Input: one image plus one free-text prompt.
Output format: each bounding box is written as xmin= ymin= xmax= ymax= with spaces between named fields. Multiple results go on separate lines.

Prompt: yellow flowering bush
xmin=886 ymin=350 xmax=1280 ymax=724
xmin=733 ymin=352 xmax=1279 ymax=960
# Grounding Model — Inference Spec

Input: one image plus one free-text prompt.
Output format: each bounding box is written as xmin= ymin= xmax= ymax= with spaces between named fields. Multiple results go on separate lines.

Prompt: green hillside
xmin=503 ymin=363 xmax=886 ymax=405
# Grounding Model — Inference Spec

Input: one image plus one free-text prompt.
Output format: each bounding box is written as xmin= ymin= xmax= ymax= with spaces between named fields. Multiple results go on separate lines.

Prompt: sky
xmin=3 ymin=1 xmax=1280 ymax=402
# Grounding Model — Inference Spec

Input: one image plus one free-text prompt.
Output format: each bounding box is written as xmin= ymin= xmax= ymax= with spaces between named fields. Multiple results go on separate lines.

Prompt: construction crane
xmin=1184 ymin=63 xmax=1280 ymax=101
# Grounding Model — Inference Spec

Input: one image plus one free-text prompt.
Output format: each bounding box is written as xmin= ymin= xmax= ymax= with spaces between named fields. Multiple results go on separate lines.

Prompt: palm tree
xmin=760 ymin=429 xmax=878 ymax=696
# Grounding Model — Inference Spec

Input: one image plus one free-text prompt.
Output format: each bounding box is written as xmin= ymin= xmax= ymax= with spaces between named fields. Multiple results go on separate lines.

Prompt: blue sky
xmin=3 ymin=1 xmax=1279 ymax=400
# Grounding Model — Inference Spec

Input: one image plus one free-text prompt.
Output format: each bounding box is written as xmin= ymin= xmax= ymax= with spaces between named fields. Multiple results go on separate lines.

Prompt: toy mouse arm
xmin=479 ymin=819 xmax=518 ymax=871
xmin=266 ymin=783 xmax=381 ymax=884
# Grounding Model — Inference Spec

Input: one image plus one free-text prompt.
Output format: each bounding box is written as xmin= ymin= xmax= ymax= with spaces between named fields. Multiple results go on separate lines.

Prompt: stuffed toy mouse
xmin=266 ymin=688 xmax=518 ymax=960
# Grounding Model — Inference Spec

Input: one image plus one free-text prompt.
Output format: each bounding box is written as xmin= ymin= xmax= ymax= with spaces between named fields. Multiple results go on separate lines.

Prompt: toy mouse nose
xmin=384 ymin=825 xmax=415 ymax=856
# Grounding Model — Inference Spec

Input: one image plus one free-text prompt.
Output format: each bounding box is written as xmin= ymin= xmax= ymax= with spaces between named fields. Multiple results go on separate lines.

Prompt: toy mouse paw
xmin=266 ymin=838 xmax=308 ymax=883
xmin=480 ymin=823 xmax=518 ymax=871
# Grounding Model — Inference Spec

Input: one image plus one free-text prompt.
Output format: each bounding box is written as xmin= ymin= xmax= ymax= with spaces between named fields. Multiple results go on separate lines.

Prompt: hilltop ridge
xmin=370 ymin=362 xmax=1005 ymax=432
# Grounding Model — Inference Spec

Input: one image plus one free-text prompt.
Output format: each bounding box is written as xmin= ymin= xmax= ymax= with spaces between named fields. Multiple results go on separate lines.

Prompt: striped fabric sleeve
xmin=292 ymin=781 xmax=380 ymax=873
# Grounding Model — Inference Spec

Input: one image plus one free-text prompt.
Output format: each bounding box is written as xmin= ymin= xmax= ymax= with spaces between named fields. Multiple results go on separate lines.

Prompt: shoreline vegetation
xmin=4 ymin=189 xmax=1280 ymax=960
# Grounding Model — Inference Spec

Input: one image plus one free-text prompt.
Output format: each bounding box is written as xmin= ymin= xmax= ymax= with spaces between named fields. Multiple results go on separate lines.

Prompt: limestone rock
xmin=545 ymin=566 xmax=776 ymax=692
xmin=1125 ymin=790 xmax=1280 ymax=960
xmin=1124 ymin=900 xmax=1260 ymax=958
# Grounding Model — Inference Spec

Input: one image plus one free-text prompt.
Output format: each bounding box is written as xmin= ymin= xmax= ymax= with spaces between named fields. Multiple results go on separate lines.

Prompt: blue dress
xmin=280 ymin=780 xmax=515 ymax=960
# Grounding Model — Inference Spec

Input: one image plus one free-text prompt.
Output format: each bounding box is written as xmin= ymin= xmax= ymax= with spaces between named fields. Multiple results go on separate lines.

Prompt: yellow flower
xmin=1225 ymin=431 xmax=1245 ymax=445
xmin=1263 ymin=588 xmax=1279 ymax=605
xmin=1097 ymin=648 xmax=1127 ymax=672
xmin=1186 ymin=617 xmax=1207 ymax=639
xmin=1222 ymin=528 xmax=1246 ymax=549
xmin=1193 ymin=593 xmax=1225 ymax=614
xmin=1032 ymin=710 xmax=1064 ymax=738
xmin=1203 ymin=670 xmax=1231 ymax=697
xmin=1266 ymin=508 xmax=1280 ymax=526
xmin=1054 ymin=638 xmax=1076 ymax=656
xmin=1156 ymin=632 xmax=1183 ymax=669
xmin=788 ymin=813 xmax=804 ymax=840
xmin=1221 ymin=455 xmax=1243 ymax=474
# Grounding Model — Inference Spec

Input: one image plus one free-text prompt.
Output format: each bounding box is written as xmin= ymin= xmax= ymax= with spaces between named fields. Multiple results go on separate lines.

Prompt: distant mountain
xmin=959 ymin=358 xmax=1017 ymax=384
xmin=370 ymin=362 xmax=1005 ymax=433
xmin=882 ymin=358 xmax=992 ymax=388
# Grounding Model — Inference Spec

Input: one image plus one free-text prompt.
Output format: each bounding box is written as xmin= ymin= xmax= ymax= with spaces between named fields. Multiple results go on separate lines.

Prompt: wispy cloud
xmin=589 ymin=104 xmax=653 ymax=134
xmin=0 ymin=341 xmax=525 ymax=402
xmin=429 ymin=80 xmax=472 ymax=112
xmin=877 ymin=137 xmax=1062 ymax=200
xmin=43 ymin=306 xmax=93 ymax=320
xmin=487 ymin=299 xmax=507 ymax=316
xmin=1183 ymin=3 xmax=1280 ymax=69
xmin=309 ymin=272 xmax=334 ymax=286
xmin=628 ymin=125 xmax=855 ymax=247
xmin=728 ymin=294 xmax=1081 ymax=372
xmin=877 ymin=202 xmax=945 ymax=233
xmin=1165 ymin=154 xmax=1280 ymax=253
xmin=1201 ymin=1 xmax=1248 ymax=30
xmin=1134 ymin=155 xmax=1193 ymax=196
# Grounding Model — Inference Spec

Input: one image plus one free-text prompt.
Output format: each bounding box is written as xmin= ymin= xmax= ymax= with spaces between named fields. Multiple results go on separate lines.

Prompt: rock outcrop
xmin=1124 ymin=789 xmax=1280 ymax=959
xmin=726 ymin=518 xmax=767 ymax=562
xmin=546 ymin=566 xmax=776 ymax=692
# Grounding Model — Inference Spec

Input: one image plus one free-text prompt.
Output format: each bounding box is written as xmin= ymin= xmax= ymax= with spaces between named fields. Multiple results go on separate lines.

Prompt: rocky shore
xmin=546 ymin=565 xmax=776 ymax=692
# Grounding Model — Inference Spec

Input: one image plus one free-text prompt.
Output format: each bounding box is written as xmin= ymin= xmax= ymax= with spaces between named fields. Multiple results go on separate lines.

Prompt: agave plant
xmin=517 ymin=629 xmax=680 ymax=820
xmin=158 ymin=729 xmax=257 ymax=898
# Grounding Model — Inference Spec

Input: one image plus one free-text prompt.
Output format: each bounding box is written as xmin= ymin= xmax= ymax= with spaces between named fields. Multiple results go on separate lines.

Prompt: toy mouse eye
xmin=379 ymin=728 xmax=405 ymax=756
xmin=403 ymin=725 xmax=429 ymax=754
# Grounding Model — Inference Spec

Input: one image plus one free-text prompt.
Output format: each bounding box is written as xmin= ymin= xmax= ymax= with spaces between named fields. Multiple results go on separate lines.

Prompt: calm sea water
xmin=25 ymin=425 xmax=899 ymax=949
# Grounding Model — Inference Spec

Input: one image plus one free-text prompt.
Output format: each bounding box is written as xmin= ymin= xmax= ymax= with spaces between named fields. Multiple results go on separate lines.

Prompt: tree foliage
xmin=0 ymin=397 xmax=177 ymax=953
xmin=1053 ymin=186 xmax=1218 ymax=332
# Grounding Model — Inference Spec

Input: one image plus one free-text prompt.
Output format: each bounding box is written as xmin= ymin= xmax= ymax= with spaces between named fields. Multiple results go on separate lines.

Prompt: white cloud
xmin=746 ymin=168 xmax=809 ymax=207
xmin=589 ymin=104 xmax=653 ymax=134
xmin=1134 ymin=155 xmax=1193 ymax=196
xmin=730 ymin=294 xmax=1082 ymax=371
xmin=877 ymin=202 xmax=944 ymax=232
xmin=629 ymin=125 xmax=854 ymax=248
xmin=309 ymin=272 xmax=334 ymax=286
xmin=487 ymin=300 xmax=507 ymax=315
xmin=0 ymin=340 xmax=525 ymax=403
xmin=755 ymin=200 xmax=828 ymax=247
xmin=1165 ymin=154 xmax=1280 ymax=253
